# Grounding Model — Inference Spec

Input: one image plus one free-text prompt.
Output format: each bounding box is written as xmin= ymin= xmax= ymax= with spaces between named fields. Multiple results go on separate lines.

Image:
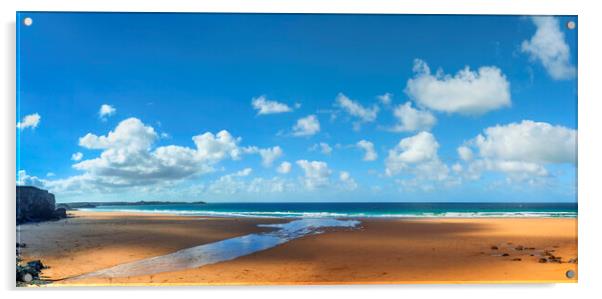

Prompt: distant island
xmin=57 ymin=201 xmax=206 ymax=210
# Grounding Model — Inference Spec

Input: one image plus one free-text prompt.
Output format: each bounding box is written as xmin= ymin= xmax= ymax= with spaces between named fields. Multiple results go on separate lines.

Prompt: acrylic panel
xmin=16 ymin=12 xmax=578 ymax=286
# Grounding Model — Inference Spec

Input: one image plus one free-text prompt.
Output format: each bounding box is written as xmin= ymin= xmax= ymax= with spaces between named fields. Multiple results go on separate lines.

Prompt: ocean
xmin=81 ymin=202 xmax=577 ymax=218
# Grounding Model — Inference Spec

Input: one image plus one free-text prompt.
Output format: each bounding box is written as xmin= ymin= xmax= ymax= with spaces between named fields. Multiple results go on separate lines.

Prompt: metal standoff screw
xmin=566 ymin=270 xmax=575 ymax=279
xmin=567 ymin=21 xmax=576 ymax=30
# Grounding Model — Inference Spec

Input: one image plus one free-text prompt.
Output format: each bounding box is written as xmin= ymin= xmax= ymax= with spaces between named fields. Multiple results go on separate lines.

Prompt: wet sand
xmin=17 ymin=211 xmax=578 ymax=285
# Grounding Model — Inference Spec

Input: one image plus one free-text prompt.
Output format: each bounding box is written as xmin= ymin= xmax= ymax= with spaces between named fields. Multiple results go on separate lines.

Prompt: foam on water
xmin=81 ymin=208 xmax=577 ymax=218
xmin=69 ymin=218 xmax=360 ymax=280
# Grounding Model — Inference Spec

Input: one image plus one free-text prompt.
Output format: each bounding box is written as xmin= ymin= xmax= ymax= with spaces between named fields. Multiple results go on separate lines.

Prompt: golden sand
xmin=17 ymin=211 xmax=577 ymax=285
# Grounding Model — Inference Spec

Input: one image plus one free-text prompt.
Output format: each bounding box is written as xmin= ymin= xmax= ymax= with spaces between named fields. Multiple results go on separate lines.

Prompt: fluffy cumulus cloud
xmin=16 ymin=170 xmax=46 ymax=188
xmin=245 ymin=146 xmax=283 ymax=167
xmin=457 ymin=146 xmax=473 ymax=161
xmin=292 ymin=115 xmax=320 ymax=137
xmin=339 ymin=171 xmax=358 ymax=191
xmin=40 ymin=117 xmax=287 ymax=194
xmin=521 ymin=17 xmax=576 ymax=80
xmin=205 ymin=168 xmax=293 ymax=195
xmin=405 ymin=59 xmax=511 ymax=115
xmin=17 ymin=113 xmax=41 ymax=130
xmin=385 ymin=131 xmax=450 ymax=182
xmin=99 ymin=104 xmax=116 ymax=120
xmin=377 ymin=93 xmax=393 ymax=106
xmin=277 ymin=161 xmax=292 ymax=174
xmin=459 ymin=120 xmax=576 ymax=180
xmin=390 ymin=102 xmax=436 ymax=132
xmin=296 ymin=160 xmax=332 ymax=190
xmin=73 ymin=118 xmax=227 ymax=187
xmin=356 ymin=140 xmax=377 ymax=161
xmin=335 ymin=93 xmax=379 ymax=129
xmin=310 ymin=142 xmax=332 ymax=155
xmin=251 ymin=95 xmax=293 ymax=115
xmin=71 ymin=152 xmax=83 ymax=161
xmin=206 ymin=168 xmax=254 ymax=194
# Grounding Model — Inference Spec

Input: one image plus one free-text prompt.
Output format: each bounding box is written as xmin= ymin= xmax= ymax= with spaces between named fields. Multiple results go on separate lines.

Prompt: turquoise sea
xmin=82 ymin=202 xmax=577 ymax=218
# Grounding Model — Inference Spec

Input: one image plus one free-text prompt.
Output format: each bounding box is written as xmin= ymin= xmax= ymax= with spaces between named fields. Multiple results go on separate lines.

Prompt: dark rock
xmin=56 ymin=203 xmax=73 ymax=210
xmin=515 ymin=245 xmax=524 ymax=251
xmin=16 ymin=258 xmax=45 ymax=286
xmin=16 ymin=186 xmax=56 ymax=224
xmin=490 ymin=246 xmax=498 ymax=250
xmin=53 ymin=207 xmax=67 ymax=219
xmin=511 ymin=258 xmax=522 ymax=261
xmin=16 ymin=242 xmax=26 ymax=248
xmin=568 ymin=258 xmax=578 ymax=264
xmin=538 ymin=258 xmax=548 ymax=263
xmin=501 ymin=253 xmax=510 ymax=257
xmin=26 ymin=260 xmax=45 ymax=272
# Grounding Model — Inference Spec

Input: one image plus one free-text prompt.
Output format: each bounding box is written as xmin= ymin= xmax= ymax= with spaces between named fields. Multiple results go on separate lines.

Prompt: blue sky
xmin=16 ymin=13 xmax=577 ymax=203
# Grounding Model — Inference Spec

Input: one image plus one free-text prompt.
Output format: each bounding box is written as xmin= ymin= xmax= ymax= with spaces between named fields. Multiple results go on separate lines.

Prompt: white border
xmin=2 ymin=0 xmax=601 ymax=298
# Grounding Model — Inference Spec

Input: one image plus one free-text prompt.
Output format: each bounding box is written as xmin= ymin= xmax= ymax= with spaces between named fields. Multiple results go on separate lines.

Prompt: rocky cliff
xmin=16 ymin=186 xmax=65 ymax=224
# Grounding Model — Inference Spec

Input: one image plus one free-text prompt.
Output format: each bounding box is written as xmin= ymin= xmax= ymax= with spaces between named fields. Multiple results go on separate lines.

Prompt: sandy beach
xmin=17 ymin=211 xmax=578 ymax=285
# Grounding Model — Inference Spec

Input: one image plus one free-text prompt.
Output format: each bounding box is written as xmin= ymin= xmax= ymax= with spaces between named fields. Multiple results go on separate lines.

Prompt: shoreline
xmin=72 ymin=208 xmax=578 ymax=219
xmin=17 ymin=211 xmax=578 ymax=285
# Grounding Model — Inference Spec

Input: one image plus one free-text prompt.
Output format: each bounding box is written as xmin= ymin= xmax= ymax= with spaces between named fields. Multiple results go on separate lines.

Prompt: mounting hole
xmin=21 ymin=272 xmax=33 ymax=282
xmin=566 ymin=270 xmax=575 ymax=279
xmin=23 ymin=17 xmax=33 ymax=26
xmin=567 ymin=21 xmax=576 ymax=30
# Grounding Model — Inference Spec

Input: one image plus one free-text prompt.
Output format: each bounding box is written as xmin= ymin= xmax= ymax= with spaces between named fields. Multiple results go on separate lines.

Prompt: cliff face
xmin=16 ymin=186 xmax=59 ymax=224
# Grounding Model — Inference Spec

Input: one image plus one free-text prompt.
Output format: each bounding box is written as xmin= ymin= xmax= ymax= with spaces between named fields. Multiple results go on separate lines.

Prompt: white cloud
xmin=310 ymin=142 xmax=332 ymax=155
xmin=521 ymin=17 xmax=576 ymax=80
xmin=277 ymin=161 xmax=292 ymax=174
xmin=377 ymin=93 xmax=393 ymax=106
xmin=99 ymin=104 xmax=116 ymax=120
xmin=233 ymin=168 xmax=253 ymax=177
xmin=207 ymin=172 xmax=292 ymax=195
xmin=457 ymin=146 xmax=473 ymax=161
xmin=17 ymin=113 xmax=41 ymax=130
xmin=206 ymin=168 xmax=253 ymax=195
xmin=245 ymin=177 xmax=291 ymax=193
xmin=251 ymin=95 xmax=293 ymax=115
xmin=16 ymin=170 xmax=46 ymax=188
xmin=192 ymin=130 xmax=244 ymax=162
xmin=71 ymin=152 xmax=84 ymax=161
xmin=46 ymin=172 xmax=55 ymax=177
xmin=296 ymin=160 xmax=332 ymax=190
xmin=49 ymin=117 xmax=252 ymax=192
xmin=339 ymin=171 xmax=351 ymax=181
xmin=339 ymin=171 xmax=358 ymax=191
xmin=37 ymin=117 xmax=289 ymax=195
xmin=472 ymin=120 xmax=576 ymax=164
xmin=461 ymin=120 xmax=576 ymax=180
xmin=452 ymin=163 xmax=463 ymax=173
xmin=467 ymin=159 xmax=548 ymax=179
xmin=335 ymin=93 xmax=379 ymax=129
xmin=390 ymin=102 xmax=437 ymax=132
xmin=292 ymin=115 xmax=320 ymax=137
xmin=405 ymin=59 xmax=511 ymax=115
xmin=385 ymin=131 xmax=450 ymax=181
xmin=245 ymin=146 xmax=283 ymax=167
xmin=356 ymin=140 xmax=378 ymax=161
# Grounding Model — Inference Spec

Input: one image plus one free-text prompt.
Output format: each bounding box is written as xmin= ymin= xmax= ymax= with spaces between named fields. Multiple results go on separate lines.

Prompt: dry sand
xmin=17 ymin=211 xmax=578 ymax=285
